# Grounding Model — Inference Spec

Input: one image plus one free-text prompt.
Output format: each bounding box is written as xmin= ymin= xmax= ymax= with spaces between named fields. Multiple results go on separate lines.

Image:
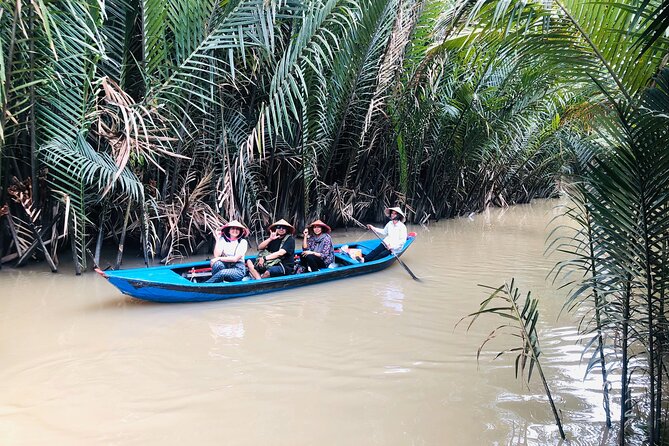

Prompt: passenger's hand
xmin=366 ymin=224 xmax=373 ymax=231
xmin=269 ymin=230 xmax=278 ymax=240
xmin=257 ymin=256 xmax=265 ymax=266
xmin=303 ymin=229 xmax=309 ymax=236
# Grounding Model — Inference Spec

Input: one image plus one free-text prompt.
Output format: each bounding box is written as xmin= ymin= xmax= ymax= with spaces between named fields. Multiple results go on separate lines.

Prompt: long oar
xmin=347 ymin=215 xmax=421 ymax=282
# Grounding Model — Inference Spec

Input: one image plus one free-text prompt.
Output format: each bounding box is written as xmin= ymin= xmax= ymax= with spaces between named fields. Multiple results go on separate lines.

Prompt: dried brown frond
xmin=215 ymin=147 xmax=237 ymax=219
xmin=321 ymin=182 xmax=374 ymax=226
xmin=361 ymin=1 xmax=421 ymax=143
xmin=8 ymin=177 xmax=40 ymax=223
xmin=154 ymin=168 xmax=227 ymax=263
xmin=9 ymin=213 xmax=34 ymax=255
xmin=92 ymin=77 xmax=187 ymax=196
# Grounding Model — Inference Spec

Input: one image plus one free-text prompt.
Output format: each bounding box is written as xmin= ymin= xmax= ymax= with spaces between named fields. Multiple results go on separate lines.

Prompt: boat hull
xmin=100 ymin=237 xmax=415 ymax=303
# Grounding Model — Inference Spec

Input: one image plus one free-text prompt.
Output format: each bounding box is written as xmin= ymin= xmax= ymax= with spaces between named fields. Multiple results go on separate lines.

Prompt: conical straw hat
xmin=221 ymin=220 xmax=250 ymax=238
xmin=384 ymin=207 xmax=406 ymax=222
xmin=308 ymin=219 xmax=331 ymax=233
xmin=268 ymin=218 xmax=295 ymax=234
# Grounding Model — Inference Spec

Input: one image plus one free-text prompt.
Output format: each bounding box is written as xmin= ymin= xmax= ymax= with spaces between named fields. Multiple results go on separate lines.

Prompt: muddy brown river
xmin=0 ymin=200 xmax=615 ymax=445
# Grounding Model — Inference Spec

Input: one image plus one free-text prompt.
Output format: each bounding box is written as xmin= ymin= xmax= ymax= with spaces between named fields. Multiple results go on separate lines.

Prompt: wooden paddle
xmin=347 ymin=215 xmax=421 ymax=282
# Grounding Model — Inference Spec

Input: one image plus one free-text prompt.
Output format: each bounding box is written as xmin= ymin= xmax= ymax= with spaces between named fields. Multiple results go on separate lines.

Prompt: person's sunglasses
xmin=275 ymin=225 xmax=286 ymax=230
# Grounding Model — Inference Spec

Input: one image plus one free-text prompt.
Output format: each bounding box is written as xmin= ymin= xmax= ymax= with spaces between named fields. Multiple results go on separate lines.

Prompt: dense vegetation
xmin=0 ymin=0 xmax=574 ymax=270
xmin=1 ymin=0 xmax=668 ymax=443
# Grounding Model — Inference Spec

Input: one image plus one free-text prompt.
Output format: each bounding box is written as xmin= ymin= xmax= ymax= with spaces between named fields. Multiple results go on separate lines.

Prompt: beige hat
xmin=384 ymin=207 xmax=406 ymax=222
xmin=221 ymin=220 xmax=250 ymax=238
xmin=268 ymin=218 xmax=295 ymax=234
xmin=308 ymin=219 xmax=331 ymax=233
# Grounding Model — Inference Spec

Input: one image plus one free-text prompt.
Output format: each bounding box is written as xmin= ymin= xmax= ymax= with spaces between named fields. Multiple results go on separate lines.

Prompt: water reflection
xmin=383 ymin=365 xmax=411 ymax=374
xmin=377 ymin=281 xmax=405 ymax=314
xmin=0 ymin=200 xmax=621 ymax=445
xmin=209 ymin=316 xmax=245 ymax=340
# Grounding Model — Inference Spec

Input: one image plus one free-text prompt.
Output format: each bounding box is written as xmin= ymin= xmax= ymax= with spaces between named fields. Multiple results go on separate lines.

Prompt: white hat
xmin=384 ymin=207 xmax=406 ymax=222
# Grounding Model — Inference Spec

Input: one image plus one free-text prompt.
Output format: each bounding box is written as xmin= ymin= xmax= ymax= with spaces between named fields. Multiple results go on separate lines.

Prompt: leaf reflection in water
xmin=378 ymin=281 xmax=405 ymax=314
xmin=209 ymin=317 xmax=245 ymax=340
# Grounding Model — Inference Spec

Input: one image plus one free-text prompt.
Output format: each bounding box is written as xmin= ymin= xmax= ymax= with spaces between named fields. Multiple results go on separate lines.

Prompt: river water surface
xmin=1 ymin=200 xmax=613 ymax=445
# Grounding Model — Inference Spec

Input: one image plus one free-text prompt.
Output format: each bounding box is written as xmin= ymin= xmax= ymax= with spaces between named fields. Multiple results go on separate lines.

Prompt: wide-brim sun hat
xmin=308 ymin=219 xmax=331 ymax=233
xmin=221 ymin=220 xmax=250 ymax=238
xmin=384 ymin=207 xmax=406 ymax=222
xmin=268 ymin=218 xmax=295 ymax=234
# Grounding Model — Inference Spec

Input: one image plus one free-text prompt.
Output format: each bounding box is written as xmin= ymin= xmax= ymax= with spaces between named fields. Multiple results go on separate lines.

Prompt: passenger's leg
xmin=363 ymin=243 xmax=390 ymax=262
xmin=247 ymin=259 xmax=261 ymax=280
xmin=215 ymin=266 xmax=246 ymax=282
xmin=205 ymin=261 xmax=226 ymax=283
xmin=265 ymin=264 xmax=288 ymax=278
xmin=304 ymin=254 xmax=326 ymax=271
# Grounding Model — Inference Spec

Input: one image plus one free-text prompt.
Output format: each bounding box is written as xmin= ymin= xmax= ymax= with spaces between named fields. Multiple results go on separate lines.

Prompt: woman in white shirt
xmin=364 ymin=207 xmax=408 ymax=262
xmin=206 ymin=220 xmax=249 ymax=283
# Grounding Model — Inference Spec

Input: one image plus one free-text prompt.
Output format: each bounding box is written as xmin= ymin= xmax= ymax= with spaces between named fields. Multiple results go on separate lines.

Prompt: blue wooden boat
xmin=97 ymin=234 xmax=416 ymax=303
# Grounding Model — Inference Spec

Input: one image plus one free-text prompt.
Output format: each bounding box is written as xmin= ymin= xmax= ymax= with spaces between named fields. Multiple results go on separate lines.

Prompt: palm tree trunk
xmin=654 ymin=237 xmax=667 ymax=442
xmin=640 ymin=204 xmax=656 ymax=444
xmin=29 ymin=2 xmax=38 ymax=207
xmin=586 ymin=210 xmax=611 ymax=428
xmin=619 ymin=279 xmax=631 ymax=446
xmin=70 ymin=219 xmax=81 ymax=275
xmin=115 ymin=200 xmax=132 ymax=269
xmin=94 ymin=205 xmax=107 ymax=267
xmin=5 ymin=210 xmax=23 ymax=259
xmin=141 ymin=201 xmax=149 ymax=267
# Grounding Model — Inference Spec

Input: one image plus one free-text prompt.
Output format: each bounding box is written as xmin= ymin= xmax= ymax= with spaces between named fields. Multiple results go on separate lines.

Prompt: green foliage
xmin=1 ymin=0 xmax=577 ymax=268
xmin=461 ymin=279 xmax=566 ymax=439
xmin=466 ymin=281 xmax=542 ymax=380
xmin=40 ymin=135 xmax=143 ymax=268
xmin=556 ymin=67 xmax=669 ymax=443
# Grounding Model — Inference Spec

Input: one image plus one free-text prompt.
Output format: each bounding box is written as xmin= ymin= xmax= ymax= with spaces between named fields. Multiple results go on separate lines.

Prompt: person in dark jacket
xmin=247 ymin=219 xmax=296 ymax=279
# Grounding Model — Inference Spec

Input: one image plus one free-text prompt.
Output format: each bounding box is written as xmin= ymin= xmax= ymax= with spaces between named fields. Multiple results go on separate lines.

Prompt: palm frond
xmin=460 ymin=279 xmax=566 ymax=439
xmin=34 ymin=0 xmax=105 ymax=145
xmin=40 ymin=135 xmax=144 ymax=270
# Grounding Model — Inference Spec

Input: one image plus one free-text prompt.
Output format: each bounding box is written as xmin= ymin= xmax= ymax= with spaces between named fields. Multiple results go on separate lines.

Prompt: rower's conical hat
xmin=384 ymin=207 xmax=406 ymax=222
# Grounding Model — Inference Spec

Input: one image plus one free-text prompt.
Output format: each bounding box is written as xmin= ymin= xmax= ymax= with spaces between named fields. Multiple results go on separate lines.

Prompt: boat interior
xmin=174 ymin=244 xmax=369 ymax=283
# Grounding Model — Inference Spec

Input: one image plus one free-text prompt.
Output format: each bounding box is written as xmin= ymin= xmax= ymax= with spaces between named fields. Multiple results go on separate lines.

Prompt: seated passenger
xmin=364 ymin=207 xmax=407 ymax=262
xmin=300 ymin=219 xmax=334 ymax=272
xmin=206 ymin=220 xmax=249 ymax=283
xmin=247 ymin=219 xmax=295 ymax=279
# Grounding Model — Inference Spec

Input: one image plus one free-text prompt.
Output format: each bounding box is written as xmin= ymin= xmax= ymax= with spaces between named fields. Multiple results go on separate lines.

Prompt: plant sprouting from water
xmin=459 ymin=279 xmax=566 ymax=440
